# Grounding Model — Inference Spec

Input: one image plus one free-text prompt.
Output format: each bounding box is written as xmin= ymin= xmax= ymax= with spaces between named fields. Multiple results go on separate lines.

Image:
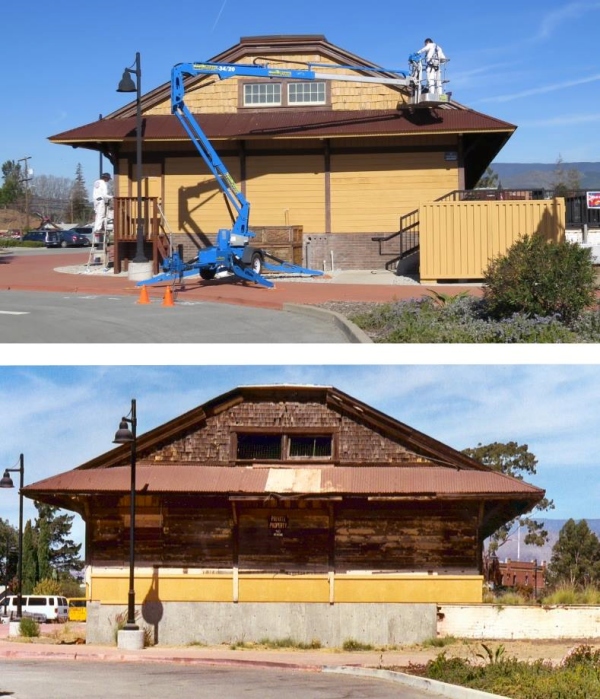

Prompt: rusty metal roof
xmin=49 ymin=108 xmax=515 ymax=145
xmin=24 ymin=463 xmax=543 ymax=499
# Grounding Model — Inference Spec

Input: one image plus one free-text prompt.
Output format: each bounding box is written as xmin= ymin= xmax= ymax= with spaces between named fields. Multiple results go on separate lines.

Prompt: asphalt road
xmin=0 ymin=660 xmax=439 ymax=699
xmin=0 ymin=291 xmax=349 ymax=343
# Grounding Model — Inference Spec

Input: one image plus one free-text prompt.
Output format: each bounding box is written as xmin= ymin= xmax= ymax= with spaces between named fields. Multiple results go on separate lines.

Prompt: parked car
xmin=46 ymin=229 xmax=91 ymax=248
xmin=22 ymin=230 xmax=51 ymax=245
xmin=76 ymin=226 xmax=113 ymax=246
xmin=5 ymin=595 xmax=69 ymax=622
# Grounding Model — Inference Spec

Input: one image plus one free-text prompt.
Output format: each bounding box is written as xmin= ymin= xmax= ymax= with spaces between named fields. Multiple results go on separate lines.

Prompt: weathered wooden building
xmin=25 ymin=385 xmax=544 ymax=646
xmin=49 ymin=35 xmax=518 ymax=274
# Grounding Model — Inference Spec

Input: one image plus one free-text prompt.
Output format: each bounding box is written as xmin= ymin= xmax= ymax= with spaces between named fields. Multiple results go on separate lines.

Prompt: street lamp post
xmin=113 ymin=399 xmax=139 ymax=632
xmin=17 ymin=158 xmax=32 ymax=233
xmin=117 ymin=53 xmax=148 ymax=266
xmin=0 ymin=454 xmax=24 ymax=619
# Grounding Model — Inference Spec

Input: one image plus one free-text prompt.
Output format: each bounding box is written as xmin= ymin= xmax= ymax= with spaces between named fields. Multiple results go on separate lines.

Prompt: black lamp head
xmin=0 ymin=471 xmax=14 ymax=489
xmin=113 ymin=419 xmax=134 ymax=444
xmin=117 ymin=70 xmax=137 ymax=93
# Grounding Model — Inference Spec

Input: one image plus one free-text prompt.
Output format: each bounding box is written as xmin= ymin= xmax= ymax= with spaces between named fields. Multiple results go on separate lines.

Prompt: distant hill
xmin=494 ymin=519 xmax=600 ymax=564
xmin=491 ymin=162 xmax=600 ymax=190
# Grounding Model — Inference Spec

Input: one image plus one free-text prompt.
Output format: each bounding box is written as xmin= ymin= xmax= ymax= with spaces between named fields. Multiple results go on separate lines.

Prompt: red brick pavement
xmin=0 ymin=251 xmax=483 ymax=310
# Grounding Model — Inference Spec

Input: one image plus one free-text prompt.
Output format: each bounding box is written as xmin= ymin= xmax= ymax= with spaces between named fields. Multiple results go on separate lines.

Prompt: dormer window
xmin=288 ymin=82 xmax=326 ymax=105
xmin=243 ymin=83 xmax=282 ymax=106
xmin=234 ymin=430 xmax=334 ymax=462
xmin=242 ymin=81 xmax=328 ymax=108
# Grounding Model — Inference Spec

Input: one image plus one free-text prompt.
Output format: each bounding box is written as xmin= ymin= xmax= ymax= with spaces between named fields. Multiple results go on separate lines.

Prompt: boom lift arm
xmin=140 ymin=55 xmax=444 ymax=289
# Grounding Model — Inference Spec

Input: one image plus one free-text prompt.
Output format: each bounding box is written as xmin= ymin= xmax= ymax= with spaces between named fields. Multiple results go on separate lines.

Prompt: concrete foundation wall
xmin=87 ymin=601 xmax=437 ymax=647
xmin=439 ymin=604 xmax=600 ymax=640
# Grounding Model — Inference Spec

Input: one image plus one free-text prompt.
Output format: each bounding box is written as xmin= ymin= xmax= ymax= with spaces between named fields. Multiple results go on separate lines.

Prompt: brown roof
xmin=24 ymin=463 xmax=542 ymax=499
xmin=49 ymin=109 xmax=515 ymax=145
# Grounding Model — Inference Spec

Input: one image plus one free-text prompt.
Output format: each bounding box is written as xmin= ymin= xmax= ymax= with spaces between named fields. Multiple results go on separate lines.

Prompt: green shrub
xmin=422 ymin=650 xmax=600 ymax=698
xmin=349 ymin=297 xmax=579 ymax=343
xmin=19 ymin=617 xmax=40 ymax=638
xmin=483 ymin=234 xmax=597 ymax=324
xmin=342 ymin=638 xmax=374 ymax=651
xmin=33 ymin=578 xmax=63 ymax=595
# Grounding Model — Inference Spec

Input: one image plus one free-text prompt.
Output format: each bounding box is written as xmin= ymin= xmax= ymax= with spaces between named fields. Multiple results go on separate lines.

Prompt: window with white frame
xmin=243 ymin=82 xmax=282 ymax=106
xmin=288 ymin=82 xmax=326 ymax=105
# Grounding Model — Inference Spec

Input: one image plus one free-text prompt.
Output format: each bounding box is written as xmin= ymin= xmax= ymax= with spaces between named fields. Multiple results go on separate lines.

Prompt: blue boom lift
xmin=138 ymin=53 xmax=447 ymax=289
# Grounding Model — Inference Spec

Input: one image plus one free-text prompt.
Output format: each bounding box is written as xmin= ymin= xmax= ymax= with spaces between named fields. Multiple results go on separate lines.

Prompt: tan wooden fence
xmin=419 ymin=198 xmax=565 ymax=283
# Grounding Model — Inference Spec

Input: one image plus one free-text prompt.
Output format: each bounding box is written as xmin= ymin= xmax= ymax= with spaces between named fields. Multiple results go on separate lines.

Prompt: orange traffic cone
xmin=137 ymin=285 xmax=151 ymax=305
xmin=162 ymin=286 xmax=175 ymax=307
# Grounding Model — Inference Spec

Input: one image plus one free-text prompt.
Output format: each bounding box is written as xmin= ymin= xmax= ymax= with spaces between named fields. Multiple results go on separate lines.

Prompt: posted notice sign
xmin=587 ymin=192 xmax=600 ymax=209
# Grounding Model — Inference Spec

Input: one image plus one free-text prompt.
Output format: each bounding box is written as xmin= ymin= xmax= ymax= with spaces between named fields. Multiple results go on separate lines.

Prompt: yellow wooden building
xmin=49 ymin=35 xmax=526 ymax=276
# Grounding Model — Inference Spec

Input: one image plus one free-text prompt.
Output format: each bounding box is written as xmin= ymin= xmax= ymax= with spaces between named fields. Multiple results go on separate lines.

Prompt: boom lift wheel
xmin=250 ymin=252 xmax=262 ymax=275
xmin=200 ymin=268 xmax=216 ymax=280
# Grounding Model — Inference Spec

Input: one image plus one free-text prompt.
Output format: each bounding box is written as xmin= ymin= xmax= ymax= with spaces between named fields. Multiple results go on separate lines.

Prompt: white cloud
xmin=478 ymin=73 xmax=600 ymax=103
xmin=535 ymin=1 xmax=600 ymax=41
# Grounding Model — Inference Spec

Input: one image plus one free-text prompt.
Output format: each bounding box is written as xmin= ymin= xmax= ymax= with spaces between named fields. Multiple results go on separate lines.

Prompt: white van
xmin=5 ymin=595 xmax=69 ymax=623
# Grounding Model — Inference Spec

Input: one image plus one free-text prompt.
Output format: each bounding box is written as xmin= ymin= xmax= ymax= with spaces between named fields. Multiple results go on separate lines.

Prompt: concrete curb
xmin=324 ymin=666 xmax=511 ymax=699
xmin=283 ymin=303 xmax=373 ymax=343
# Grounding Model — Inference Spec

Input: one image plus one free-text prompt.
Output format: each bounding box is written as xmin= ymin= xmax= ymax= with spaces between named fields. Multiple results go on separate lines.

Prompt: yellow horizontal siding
xmin=247 ymin=155 xmax=325 ymax=230
xmin=164 ymin=156 xmax=241 ymax=233
xmin=420 ymin=199 xmax=566 ymax=281
xmin=331 ymin=153 xmax=458 ymax=232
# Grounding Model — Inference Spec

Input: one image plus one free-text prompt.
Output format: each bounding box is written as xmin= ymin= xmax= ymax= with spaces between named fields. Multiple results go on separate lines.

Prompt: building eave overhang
xmin=49 ymin=110 xmax=515 ymax=147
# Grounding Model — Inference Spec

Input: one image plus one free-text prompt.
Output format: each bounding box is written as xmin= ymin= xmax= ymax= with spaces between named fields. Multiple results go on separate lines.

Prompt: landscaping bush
xmin=19 ymin=617 xmax=40 ymax=638
xmin=483 ymin=234 xmax=597 ymax=324
xmin=421 ymin=646 xmax=600 ymax=698
xmin=349 ymin=296 xmax=579 ymax=343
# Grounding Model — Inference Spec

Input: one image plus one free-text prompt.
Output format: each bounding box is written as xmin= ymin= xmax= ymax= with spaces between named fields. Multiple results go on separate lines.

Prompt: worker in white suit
xmin=92 ymin=173 xmax=112 ymax=241
xmin=417 ymin=38 xmax=446 ymax=96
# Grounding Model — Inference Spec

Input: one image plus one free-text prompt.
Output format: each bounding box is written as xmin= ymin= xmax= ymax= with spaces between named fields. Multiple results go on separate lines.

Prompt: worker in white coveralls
xmin=92 ymin=173 xmax=112 ymax=241
xmin=417 ymin=38 xmax=446 ymax=96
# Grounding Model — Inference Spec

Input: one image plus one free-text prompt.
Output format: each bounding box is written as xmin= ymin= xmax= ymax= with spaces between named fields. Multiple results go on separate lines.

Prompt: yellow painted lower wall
xmin=88 ymin=567 xmax=483 ymax=605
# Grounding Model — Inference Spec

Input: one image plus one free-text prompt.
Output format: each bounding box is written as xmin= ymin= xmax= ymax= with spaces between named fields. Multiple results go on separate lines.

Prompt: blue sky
xmin=2 ymin=0 xmax=600 ymax=191
xmin=0 ymin=364 xmax=598 ymax=548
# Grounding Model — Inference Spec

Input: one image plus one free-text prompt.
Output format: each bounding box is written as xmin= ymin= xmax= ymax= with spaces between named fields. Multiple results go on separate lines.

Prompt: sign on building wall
xmin=269 ymin=515 xmax=289 ymax=537
xmin=587 ymin=192 xmax=600 ymax=209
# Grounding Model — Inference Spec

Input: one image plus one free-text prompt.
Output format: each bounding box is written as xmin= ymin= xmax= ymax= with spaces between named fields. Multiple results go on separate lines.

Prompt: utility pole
xmin=17 ymin=157 xmax=32 ymax=232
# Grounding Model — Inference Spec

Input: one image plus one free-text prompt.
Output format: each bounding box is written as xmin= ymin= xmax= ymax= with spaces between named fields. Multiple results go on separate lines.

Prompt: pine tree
xmin=0 ymin=160 xmax=25 ymax=208
xmin=37 ymin=517 xmax=52 ymax=582
xmin=70 ymin=163 xmax=92 ymax=223
xmin=34 ymin=503 xmax=83 ymax=576
xmin=0 ymin=519 xmax=19 ymax=590
xmin=22 ymin=521 xmax=37 ymax=594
